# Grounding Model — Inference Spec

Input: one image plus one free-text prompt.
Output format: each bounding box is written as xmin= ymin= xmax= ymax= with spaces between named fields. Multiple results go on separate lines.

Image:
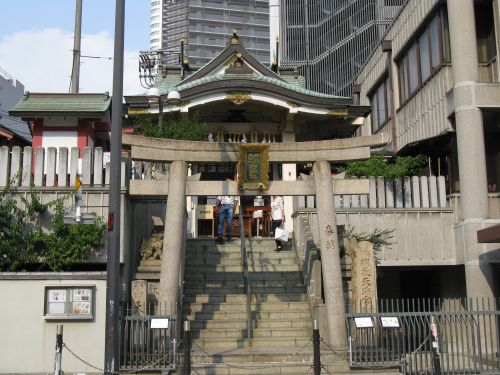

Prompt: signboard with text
xmin=237 ymin=144 xmax=270 ymax=191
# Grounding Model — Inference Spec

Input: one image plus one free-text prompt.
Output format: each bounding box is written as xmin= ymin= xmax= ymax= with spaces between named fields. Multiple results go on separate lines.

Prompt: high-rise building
xmin=150 ymin=0 xmax=270 ymax=66
xmin=279 ymin=0 xmax=405 ymax=97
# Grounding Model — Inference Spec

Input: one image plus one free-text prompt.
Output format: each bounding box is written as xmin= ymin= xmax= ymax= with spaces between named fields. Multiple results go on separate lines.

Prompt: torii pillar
xmin=159 ymin=160 xmax=188 ymax=314
xmin=313 ymin=159 xmax=347 ymax=350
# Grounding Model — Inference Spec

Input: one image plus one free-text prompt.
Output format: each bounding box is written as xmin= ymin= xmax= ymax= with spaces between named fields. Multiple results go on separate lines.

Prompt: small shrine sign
xmin=238 ymin=144 xmax=270 ymax=190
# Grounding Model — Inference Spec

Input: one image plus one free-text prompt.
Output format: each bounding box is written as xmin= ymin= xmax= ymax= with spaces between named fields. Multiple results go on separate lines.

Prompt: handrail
xmin=238 ymin=203 xmax=252 ymax=341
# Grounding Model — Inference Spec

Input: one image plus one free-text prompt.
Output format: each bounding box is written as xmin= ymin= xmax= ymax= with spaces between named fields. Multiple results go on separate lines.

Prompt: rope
xmin=63 ymin=339 xmax=182 ymax=374
xmin=192 ymin=337 xmax=313 ymax=372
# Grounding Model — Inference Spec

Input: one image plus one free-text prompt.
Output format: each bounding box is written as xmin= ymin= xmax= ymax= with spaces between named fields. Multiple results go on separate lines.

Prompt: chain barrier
xmin=192 ymin=337 xmax=313 ymax=372
xmin=63 ymin=339 xmax=183 ymax=375
xmin=319 ymin=337 xmax=348 ymax=360
xmin=346 ymin=333 xmax=431 ymax=370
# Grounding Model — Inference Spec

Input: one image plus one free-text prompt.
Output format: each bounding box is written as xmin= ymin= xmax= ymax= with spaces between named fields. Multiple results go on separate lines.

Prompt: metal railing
xmin=238 ymin=203 xmax=252 ymax=341
xmin=346 ymin=298 xmax=500 ymax=374
xmin=120 ymin=302 xmax=179 ymax=372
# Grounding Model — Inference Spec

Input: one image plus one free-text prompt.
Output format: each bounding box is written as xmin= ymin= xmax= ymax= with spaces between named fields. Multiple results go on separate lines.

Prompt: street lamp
xmin=146 ymin=87 xmax=181 ymax=131
xmin=147 ymin=86 xmax=163 ymax=131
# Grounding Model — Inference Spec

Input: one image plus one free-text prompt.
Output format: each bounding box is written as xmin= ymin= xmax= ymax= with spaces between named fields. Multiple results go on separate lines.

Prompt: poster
xmin=73 ymin=289 xmax=91 ymax=302
xmin=48 ymin=289 xmax=67 ymax=303
xmin=72 ymin=302 xmax=91 ymax=315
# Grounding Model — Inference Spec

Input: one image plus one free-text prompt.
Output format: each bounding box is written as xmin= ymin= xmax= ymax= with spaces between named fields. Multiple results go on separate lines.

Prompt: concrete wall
xmin=0 ymin=274 xmax=106 ymax=373
xmin=0 ymin=146 xmax=130 ymax=188
xmin=297 ymin=209 xmax=457 ymax=266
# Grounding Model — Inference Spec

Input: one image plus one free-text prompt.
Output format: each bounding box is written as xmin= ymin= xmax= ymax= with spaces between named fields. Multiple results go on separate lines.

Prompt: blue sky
xmin=0 ymin=0 xmax=150 ymax=94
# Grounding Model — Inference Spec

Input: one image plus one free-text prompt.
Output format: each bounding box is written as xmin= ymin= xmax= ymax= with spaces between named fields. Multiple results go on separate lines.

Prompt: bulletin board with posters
xmin=44 ymin=285 xmax=94 ymax=320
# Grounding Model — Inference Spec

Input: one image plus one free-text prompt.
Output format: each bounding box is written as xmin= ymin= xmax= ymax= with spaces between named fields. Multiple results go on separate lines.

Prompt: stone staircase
xmin=183 ymin=238 xmax=348 ymax=375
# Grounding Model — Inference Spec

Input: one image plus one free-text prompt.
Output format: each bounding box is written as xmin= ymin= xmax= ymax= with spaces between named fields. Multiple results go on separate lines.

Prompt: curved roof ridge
xmin=174 ymin=73 xmax=349 ymax=100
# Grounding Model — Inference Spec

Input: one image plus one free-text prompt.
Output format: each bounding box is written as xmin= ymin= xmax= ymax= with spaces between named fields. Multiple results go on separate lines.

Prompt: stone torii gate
xmin=123 ymin=132 xmax=387 ymax=350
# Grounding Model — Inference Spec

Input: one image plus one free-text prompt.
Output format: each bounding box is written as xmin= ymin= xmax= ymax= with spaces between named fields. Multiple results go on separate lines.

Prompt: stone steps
xmin=184 ymin=301 xmax=310 ymax=313
xmin=190 ymin=318 xmax=312 ymax=330
xmin=184 ymin=293 xmax=309 ymax=304
xmin=185 ymin=271 xmax=303 ymax=281
xmin=193 ymin=327 xmax=311 ymax=339
xmin=185 ymin=264 xmax=301 ymax=272
xmin=192 ymin=336 xmax=312 ymax=350
xmin=184 ymin=286 xmax=307 ymax=295
xmin=184 ymin=279 xmax=306 ymax=289
xmin=185 ymin=309 xmax=312 ymax=321
xmin=183 ymin=238 xmax=321 ymax=374
xmin=187 ymin=256 xmax=299 ymax=266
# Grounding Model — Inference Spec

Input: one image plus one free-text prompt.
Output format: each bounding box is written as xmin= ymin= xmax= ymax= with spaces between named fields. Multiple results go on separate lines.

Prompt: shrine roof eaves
xmin=9 ymin=92 xmax=111 ymax=117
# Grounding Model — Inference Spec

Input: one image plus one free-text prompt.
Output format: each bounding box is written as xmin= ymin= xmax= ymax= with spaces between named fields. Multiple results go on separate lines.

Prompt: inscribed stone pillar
xmin=159 ymin=160 xmax=187 ymax=315
xmin=313 ymin=160 xmax=347 ymax=350
xmin=345 ymin=237 xmax=377 ymax=313
xmin=69 ymin=147 xmax=79 ymax=186
xmin=34 ymin=147 xmax=44 ymax=186
xmin=57 ymin=148 xmax=68 ymax=187
xmin=131 ymin=280 xmax=148 ymax=315
xmin=10 ymin=146 xmax=21 ymax=186
xmin=45 ymin=147 xmax=57 ymax=187
xmin=0 ymin=146 xmax=9 ymax=186
xmin=21 ymin=147 xmax=32 ymax=187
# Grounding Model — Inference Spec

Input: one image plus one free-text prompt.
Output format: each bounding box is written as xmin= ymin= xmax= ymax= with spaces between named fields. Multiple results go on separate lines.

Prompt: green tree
xmin=344 ymin=154 xmax=428 ymax=178
xmin=0 ymin=184 xmax=105 ymax=272
xmin=135 ymin=112 xmax=208 ymax=141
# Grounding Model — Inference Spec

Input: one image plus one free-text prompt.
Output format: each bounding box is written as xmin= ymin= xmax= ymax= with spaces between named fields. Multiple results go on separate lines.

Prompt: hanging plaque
xmin=238 ymin=144 xmax=269 ymax=191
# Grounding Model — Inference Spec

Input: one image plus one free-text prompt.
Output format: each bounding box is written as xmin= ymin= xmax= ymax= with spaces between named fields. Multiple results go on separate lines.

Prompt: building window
xmin=397 ymin=8 xmax=450 ymax=104
xmin=370 ymin=75 xmax=392 ymax=133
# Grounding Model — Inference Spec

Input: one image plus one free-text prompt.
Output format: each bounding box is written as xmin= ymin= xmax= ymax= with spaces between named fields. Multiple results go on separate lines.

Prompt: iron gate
xmin=120 ymin=303 xmax=179 ymax=372
xmin=346 ymin=298 xmax=500 ymax=374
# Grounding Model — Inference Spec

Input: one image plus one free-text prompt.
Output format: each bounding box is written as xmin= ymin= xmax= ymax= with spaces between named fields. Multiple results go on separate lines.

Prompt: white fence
xmin=0 ymin=146 xmax=130 ymax=188
xmin=296 ymin=175 xmax=448 ymax=209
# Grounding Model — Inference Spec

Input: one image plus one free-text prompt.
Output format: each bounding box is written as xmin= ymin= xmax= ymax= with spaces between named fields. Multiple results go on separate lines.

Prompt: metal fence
xmin=120 ymin=302 xmax=179 ymax=372
xmin=346 ymin=298 xmax=500 ymax=374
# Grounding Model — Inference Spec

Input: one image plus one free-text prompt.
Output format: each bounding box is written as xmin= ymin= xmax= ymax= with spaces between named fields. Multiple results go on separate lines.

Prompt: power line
xmin=81 ymin=55 xmax=136 ymax=60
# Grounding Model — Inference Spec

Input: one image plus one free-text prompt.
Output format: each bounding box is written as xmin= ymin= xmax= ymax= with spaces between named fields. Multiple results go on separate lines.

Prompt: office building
xmin=150 ymin=0 xmax=270 ymax=66
xmin=279 ymin=0 xmax=405 ymax=97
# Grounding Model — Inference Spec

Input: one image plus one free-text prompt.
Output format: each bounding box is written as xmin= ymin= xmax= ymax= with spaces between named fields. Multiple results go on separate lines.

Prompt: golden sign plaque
xmin=238 ymin=144 xmax=270 ymax=191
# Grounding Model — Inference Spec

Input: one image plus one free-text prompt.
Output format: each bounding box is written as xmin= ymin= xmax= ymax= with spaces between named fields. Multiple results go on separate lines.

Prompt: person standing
xmin=271 ymin=195 xmax=285 ymax=251
xmin=216 ymin=194 xmax=239 ymax=242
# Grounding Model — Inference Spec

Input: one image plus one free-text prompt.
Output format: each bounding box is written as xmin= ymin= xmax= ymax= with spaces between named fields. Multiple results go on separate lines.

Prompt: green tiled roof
xmin=155 ymin=74 xmax=184 ymax=92
xmin=172 ymin=73 xmax=349 ymax=99
xmin=9 ymin=93 xmax=111 ymax=115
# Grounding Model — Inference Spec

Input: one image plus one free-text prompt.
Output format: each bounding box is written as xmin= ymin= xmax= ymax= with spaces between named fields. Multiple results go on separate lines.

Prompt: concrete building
xmin=0 ymin=66 xmax=31 ymax=145
xmin=150 ymin=0 xmax=270 ymax=66
xmin=279 ymin=0 xmax=405 ymax=97
xmin=354 ymin=0 xmax=500 ymax=300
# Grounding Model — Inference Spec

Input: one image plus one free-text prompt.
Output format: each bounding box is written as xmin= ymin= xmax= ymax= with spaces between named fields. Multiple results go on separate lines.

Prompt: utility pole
xmin=104 ymin=0 xmax=124 ymax=373
xmin=71 ymin=0 xmax=82 ymax=93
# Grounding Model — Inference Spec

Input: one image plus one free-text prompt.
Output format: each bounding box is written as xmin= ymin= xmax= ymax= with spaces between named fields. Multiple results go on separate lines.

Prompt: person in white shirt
xmin=271 ymin=195 xmax=285 ymax=251
xmin=216 ymin=194 xmax=239 ymax=241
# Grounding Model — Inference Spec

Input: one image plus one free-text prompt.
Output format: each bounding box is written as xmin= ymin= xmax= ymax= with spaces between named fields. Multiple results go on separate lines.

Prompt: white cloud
xmin=0 ymin=28 xmax=144 ymax=95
